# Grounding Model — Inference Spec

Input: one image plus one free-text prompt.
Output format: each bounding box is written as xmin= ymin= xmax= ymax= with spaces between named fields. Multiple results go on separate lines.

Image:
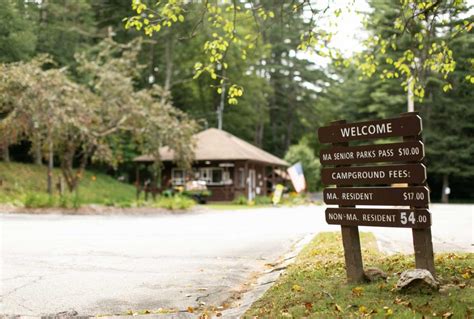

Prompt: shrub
xmin=254 ymin=195 xmax=272 ymax=205
xmin=24 ymin=192 xmax=56 ymax=208
xmin=281 ymin=192 xmax=312 ymax=206
xmin=232 ymin=195 xmax=248 ymax=205
xmin=154 ymin=195 xmax=195 ymax=210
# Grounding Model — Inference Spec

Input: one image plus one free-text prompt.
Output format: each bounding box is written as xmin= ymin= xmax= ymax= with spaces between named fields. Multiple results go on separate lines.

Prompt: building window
xmin=171 ymin=168 xmax=185 ymax=185
xmin=199 ymin=167 xmax=230 ymax=185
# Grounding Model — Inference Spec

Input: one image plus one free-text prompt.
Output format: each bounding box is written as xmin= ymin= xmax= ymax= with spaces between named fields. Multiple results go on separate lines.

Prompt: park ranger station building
xmin=134 ymin=128 xmax=289 ymax=201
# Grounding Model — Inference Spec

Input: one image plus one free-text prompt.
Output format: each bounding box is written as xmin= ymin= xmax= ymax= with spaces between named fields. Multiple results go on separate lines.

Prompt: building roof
xmin=134 ymin=128 xmax=289 ymax=166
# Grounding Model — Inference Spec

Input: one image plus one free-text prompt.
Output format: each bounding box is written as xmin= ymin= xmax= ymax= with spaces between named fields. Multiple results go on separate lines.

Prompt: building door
xmin=248 ymin=169 xmax=256 ymax=201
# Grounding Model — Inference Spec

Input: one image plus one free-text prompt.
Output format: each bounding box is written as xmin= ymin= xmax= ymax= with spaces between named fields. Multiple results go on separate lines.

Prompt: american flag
xmin=287 ymin=162 xmax=306 ymax=193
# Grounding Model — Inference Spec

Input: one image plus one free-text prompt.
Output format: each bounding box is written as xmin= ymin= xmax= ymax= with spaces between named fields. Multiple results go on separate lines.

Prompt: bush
xmin=24 ymin=192 xmax=56 ymax=208
xmin=154 ymin=195 xmax=195 ymax=210
xmin=281 ymin=192 xmax=312 ymax=206
xmin=232 ymin=195 xmax=248 ymax=205
xmin=254 ymin=195 xmax=272 ymax=205
xmin=23 ymin=192 xmax=83 ymax=209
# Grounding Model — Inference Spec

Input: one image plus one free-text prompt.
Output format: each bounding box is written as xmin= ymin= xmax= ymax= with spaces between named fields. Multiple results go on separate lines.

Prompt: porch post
xmin=271 ymin=165 xmax=276 ymax=192
xmin=244 ymin=161 xmax=249 ymax=201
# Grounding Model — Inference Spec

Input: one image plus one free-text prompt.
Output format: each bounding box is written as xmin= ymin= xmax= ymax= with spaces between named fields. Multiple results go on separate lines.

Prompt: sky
xmin=324 ymin=0 xmax=371 ymax=55
xmin=297 ymin=0 xmax=371 ymax=67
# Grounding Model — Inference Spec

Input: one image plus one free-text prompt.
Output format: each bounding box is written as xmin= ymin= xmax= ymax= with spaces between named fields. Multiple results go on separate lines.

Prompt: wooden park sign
xmin=318 ymin=113 xmax=435 ymax=283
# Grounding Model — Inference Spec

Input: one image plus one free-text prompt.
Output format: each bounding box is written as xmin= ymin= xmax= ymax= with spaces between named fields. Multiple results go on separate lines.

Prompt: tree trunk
xmin=33 ymin=132 xmax=42 ymax=165
xmin=441 ymin=174 xmax=449 ymax=203
xmin=47 ymin=139 xmax=54 ymax=195
xmin=2 ymin=140 xmax=10 ymax=162
xmin=61 ymin=144 xmax=94 ymax=192
xmin=254 ymin=120 xmax=264 ymax=147
xmin=164 ymin=32 xmax=174 ymax=92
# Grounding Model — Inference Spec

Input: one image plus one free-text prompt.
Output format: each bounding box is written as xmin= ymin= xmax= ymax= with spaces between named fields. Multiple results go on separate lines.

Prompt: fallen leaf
xmin=187 ymin=307 xmax=194 ymax=313
xmin=442 ymin=312 xmax=453 ymax=318
xmin=304 ymin=302 xmax=313 ymax=311
xmin=334 ymin=303 xmax=343 ymax=312
xmin=352 ymin=286 xmax=364 ymax=297
xmin=292 ymin=284 xmax=304 ymax=292
xmin=359 ymin=305 xmax=368 ymax=314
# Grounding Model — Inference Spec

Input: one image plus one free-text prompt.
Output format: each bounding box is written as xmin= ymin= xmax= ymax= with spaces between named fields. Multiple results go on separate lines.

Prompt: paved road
xmin=1 ymin=204 xmax=472 ymax=316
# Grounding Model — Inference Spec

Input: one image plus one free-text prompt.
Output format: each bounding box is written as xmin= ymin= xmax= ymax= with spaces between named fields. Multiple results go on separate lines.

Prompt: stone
xmin=364 ymin=267 xmax=388 ymax=282
xmin=396 ymin=269 xmax=439 ymax=293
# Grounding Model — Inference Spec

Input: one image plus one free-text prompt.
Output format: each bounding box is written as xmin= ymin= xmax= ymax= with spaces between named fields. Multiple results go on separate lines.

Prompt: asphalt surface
xmin=1 ymin=204 xmax=472 ymax=316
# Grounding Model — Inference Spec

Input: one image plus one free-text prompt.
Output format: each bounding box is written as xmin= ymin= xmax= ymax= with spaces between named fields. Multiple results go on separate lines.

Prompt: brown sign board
xmin=320 ymin=141 xmax=424 ymax=165
xmin=318 ymin=115 xmax=422 ymax=143
xmin=324 ymin=186 xmax=430 ymax=206
xmin=321 ymin=163 xmax=427 ymax=186
xmin=326 ymin=208 xmax=431 ymax=228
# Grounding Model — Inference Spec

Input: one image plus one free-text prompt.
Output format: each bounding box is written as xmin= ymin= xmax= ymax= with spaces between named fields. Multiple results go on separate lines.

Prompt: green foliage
xmin=24 ymin=192 xmax=55 ymax=208
xmin=281 ymin=192 xmax=314 ymax=206
xmin=0 ymin=162 xmax=136 ymax=206
xmin=154 ymin=194 xmax=195 ymax=210
xmin=349 ymin=0 xmax=473 ymax=99
xmin=0 ymin=38 xmax=198 ymax=192
xmin=284 ymin=142 xmax=321 ymax=192
xmin=254 ymin=195 xmax=272 ymax=205
xmin=34 ymin=0 xmax=96 ymax=66
xmin=0 ymin=0 xmax=36 ymax=63
xmin=23 ymin=192 xmax=82 ymax=209
xmin=125 ymin=1 xmax=276 ymax=104
xmin=232 ymin=195 xmax=248 ymax=205
xmin=246 ymin=232 xmax=474 ymax=318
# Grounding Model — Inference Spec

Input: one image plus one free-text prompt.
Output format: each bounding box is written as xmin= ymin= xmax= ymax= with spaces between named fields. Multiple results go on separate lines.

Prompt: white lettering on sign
xmin=326 ymin=192 xmax=338 ymax=200
xmin=331 ymin=170 xmax=386 ymax=180
xmin=322 ymin=153 xmax=332 ymax=161
xmin=389 ymin=169 xmax=409 ymax=178
xmin=341 ymin=192 xmax=373 ymax=200
xmin=340 ymin=123 xmax=393 ymax=138
xmin=362 ymin=214 xmax=396 ymax=222
xmin=327 ymin=212 xmax=359 ymax=221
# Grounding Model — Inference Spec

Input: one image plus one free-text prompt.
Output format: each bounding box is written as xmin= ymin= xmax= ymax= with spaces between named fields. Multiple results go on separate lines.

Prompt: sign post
xmin=332 ymin=120 xmax=365 ymax=283
xmin=318 ymin=113 xmax=435 ymax=283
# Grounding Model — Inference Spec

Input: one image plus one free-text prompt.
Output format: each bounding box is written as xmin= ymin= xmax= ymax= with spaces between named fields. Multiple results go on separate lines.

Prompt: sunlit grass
xmin=245 ymin=232 xmax=473 ymax=318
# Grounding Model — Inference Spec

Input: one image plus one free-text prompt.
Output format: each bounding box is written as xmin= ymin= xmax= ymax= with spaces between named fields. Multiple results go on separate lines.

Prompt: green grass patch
xmin=245 ymin=232 xmax=473 ymax=318
xmin=0 ymin=161 xmax=136 ymax=207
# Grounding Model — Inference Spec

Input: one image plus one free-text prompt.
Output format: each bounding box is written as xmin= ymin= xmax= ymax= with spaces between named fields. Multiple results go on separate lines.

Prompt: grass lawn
xmin=0 ymin=161 xmax=136 ymax=206
xmin=245 ymin=232 xmax=473 ymax=318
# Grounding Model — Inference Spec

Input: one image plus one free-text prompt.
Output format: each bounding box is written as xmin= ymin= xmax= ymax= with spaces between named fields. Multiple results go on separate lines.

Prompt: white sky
xmin=296 ymin=0 xmax=371 ymax=67
xmin=323 ymin=0 xmax=371 ymax=56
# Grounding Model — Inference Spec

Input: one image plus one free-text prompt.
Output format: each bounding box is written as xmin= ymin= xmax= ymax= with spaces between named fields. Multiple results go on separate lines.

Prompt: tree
xmin=125 ymin=0 xmax=472 ymax=103
xmin=0 ymin=38 xmax=198 ymax=193
xmin=352 ymin=0 xmax=473 ymax=101
xmin=421 ymin=22 xmax=474 ymax=203
xmin=0 ymin=0 xmax=36 ymax=63
xmin=33 ymin=0 xmax=97 ymax=67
